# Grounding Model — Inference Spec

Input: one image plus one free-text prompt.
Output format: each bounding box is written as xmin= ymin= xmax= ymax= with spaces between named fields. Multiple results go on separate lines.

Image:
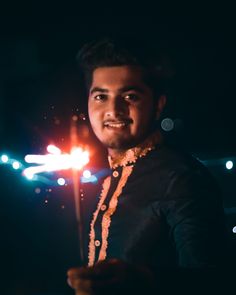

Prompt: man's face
xmin=88 ymin=66 xmax=158 ymax=152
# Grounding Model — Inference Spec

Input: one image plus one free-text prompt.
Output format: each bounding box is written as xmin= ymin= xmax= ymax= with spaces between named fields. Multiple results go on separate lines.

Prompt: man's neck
xmin=107 ymin=148 xmax=127 ymax=160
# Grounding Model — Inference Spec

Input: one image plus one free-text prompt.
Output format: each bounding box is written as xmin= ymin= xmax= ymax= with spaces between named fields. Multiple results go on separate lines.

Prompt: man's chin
xmin=102 ymin=137 xmax=139 ymax=151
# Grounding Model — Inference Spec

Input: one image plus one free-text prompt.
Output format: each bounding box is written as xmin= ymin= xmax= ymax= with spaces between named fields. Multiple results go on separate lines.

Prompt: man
xmin=67 ymin=38 xmax=225 ymax=294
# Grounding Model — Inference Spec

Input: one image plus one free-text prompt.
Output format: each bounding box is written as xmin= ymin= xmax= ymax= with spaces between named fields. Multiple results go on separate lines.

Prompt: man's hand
xmin=67 ymin=259 xmax=155 ymax=295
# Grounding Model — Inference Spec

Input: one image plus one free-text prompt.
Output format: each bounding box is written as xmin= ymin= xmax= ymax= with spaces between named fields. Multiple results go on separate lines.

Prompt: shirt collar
xmin=108 ymin=131 xmax=162 ymax=169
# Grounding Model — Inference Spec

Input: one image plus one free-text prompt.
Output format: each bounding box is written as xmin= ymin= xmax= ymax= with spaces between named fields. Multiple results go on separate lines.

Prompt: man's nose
xmin=105 ymin=97 xmax=128 ymax=118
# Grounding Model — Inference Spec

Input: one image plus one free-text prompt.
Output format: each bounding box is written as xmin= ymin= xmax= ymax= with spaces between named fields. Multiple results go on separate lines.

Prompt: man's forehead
xmin=90 ymin=66 xmax=147 ymax=91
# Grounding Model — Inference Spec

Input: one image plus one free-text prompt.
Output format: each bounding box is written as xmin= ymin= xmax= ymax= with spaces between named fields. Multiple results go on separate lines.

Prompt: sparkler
xmin=70 ymin=115 xmax=86 ymax=263
xmin=23 ymin=145 xmax=89 ymax=179
xmin=23 ymin=115 xmax=89 ymax=264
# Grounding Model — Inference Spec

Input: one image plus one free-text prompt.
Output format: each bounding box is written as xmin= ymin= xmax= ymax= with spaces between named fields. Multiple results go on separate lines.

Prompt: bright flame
xmin=70 ymin=148 xmax=89 ymax=170
xmin=23 ymin=145 xmax=89 ymax=178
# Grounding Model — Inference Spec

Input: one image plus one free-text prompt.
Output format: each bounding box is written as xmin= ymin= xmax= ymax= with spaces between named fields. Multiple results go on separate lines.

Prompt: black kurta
xmin=84 ymin=143 xmax=225 ymax=271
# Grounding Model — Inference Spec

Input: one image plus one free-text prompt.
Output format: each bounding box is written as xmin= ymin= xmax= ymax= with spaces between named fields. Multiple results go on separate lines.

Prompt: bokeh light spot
xmin=226 ymin=160 xmax=233 ymax=170
xmin=83 ymin=170 xmax=92 ymax=178
xmin=57 ymin=178 xmax=66 ymax=186
xmin=35 ymin=188 xmax=41 ymax=194
xmin=12 ymin=161 xmax=20 ymax=170
xmin=161 ymin=118 xmax=174 ymax=132
xmin=72 ymin=115 xmax=78 ymax=121
xmin=1 ymin=155 xmax=9 ymax=163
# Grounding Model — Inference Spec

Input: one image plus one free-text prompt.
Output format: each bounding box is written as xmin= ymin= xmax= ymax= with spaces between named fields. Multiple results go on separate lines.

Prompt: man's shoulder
xmin=145 ymin=143 xmax=220 ymax=191
xmin=147 ymin=143 xmax=207 ymax=174
xmin=136 ymin=144 xmax=222 ymax=210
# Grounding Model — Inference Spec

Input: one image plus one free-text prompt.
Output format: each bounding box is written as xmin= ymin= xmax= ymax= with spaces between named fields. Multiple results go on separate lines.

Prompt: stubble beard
xmin=101 ymin=134 xmax=137 ymax=151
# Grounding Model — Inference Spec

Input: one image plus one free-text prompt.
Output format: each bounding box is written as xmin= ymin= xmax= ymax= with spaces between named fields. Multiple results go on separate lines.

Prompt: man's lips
xmin=103 ymin=119 xmax=132 ymax=128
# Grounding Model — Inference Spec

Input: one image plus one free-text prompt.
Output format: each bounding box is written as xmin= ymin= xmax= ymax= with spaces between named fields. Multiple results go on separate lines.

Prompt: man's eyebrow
xmin=90 ymin=86 xmax=146 ymax=95
xmin=118 ymin=86 xmax=146 ymax=93
xmin=90 ymin=87 xmax=109 ymax=94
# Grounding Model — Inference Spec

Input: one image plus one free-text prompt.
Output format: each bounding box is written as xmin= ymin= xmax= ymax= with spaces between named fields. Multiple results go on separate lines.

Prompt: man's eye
xmin=94 ymin=94 xmax=107 ymax=101
xmin=124 ymin=94 xmax=139 ymax=101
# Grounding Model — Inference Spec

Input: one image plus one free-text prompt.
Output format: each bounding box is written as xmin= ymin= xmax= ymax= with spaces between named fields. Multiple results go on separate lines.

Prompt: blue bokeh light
xmin=12 ymin=161 xmax=20 ymax=170
xmin=226 ymin=160 xmax=233 ymax=170
xmin=57 ymin=178 xmax=66 ymax=186
xmin=1 ymin=154 xmax=9 ymax=163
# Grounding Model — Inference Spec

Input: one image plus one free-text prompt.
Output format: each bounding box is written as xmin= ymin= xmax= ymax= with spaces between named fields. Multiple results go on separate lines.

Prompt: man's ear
xmin=155 ymin=95 xmax=167 ymax=119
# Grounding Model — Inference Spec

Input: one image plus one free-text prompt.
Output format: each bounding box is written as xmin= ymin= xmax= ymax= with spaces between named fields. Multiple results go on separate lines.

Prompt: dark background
xmin=0 ymin=2 xmax=235 ymax=294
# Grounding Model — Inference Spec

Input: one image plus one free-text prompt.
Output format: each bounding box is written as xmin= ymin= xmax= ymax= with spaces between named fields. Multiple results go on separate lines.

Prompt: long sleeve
xmin=161 ymin=167 xmax=225 ymax=268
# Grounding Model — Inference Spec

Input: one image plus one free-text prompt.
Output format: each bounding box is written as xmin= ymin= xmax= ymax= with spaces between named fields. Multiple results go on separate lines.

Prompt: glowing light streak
xmin=81 ymin=175 xmax=97 ymax=183
xmin=23 ymin=145 xmax=89 ymax=178
xmin=24 ymin=171 xmax=35 ymax=180
xmin=47 ymin=144 xmax=61 ymax=155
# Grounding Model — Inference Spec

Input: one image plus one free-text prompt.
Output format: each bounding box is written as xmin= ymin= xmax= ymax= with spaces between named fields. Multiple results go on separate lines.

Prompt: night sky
xmin=0 ymin=3 xmax=236 ymax=294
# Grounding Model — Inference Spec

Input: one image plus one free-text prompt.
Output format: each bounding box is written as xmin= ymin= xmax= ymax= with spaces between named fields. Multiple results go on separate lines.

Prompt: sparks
xmin=23 ymin=145 xmax=89 ymax=178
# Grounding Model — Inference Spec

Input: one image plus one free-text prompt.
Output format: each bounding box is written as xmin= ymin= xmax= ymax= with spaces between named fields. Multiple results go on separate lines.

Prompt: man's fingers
xmin=67 ymin=272 xmax=92 ymax=294
xmin=67 ymin=266 xmax=95 ymax=281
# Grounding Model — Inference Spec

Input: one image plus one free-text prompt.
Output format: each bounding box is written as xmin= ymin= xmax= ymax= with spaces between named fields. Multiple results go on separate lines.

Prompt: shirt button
xmin=94 ymin=240 xmax=101 ymax=247
xmin=101 ymin=204 xmax=107 ymax=211
xmin=113 ymin=170 xmax=119 ymax=177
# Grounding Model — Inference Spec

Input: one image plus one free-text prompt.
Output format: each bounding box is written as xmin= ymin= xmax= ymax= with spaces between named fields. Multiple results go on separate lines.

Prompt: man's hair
xmin=76 ymin=38 xmax=167 ymax=100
